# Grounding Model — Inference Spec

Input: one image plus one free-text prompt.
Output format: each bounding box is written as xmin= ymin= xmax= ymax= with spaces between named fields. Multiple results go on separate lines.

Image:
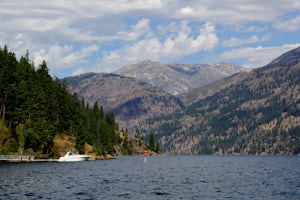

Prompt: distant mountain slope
xmin=268 ymin=46 xmax=300 ymax=67
xmin=150 ymin=47 xmax=300 ymax=155
xmin=114 ymin=60 xmax=247 ymax=95
xmin=66 ymin=73 xmax=184 ymax=130
xmin=178 ymin=72 xmax=251 ymax=106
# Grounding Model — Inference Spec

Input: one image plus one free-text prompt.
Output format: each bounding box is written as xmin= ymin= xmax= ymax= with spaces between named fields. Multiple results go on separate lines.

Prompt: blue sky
xmin=1 ymin=0 xmax=300 ymax=78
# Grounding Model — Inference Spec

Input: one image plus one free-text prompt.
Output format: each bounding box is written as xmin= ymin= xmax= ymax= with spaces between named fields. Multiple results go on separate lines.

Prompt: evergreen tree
xmin=149 ymin=132 xmax=155 ymax=152
xmin=0 ymin=46 xmax=143 ymax=157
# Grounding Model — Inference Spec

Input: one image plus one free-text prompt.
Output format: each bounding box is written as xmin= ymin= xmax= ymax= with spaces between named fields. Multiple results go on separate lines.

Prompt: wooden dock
xmin=0 ymin=155 xmax=58 ymax=162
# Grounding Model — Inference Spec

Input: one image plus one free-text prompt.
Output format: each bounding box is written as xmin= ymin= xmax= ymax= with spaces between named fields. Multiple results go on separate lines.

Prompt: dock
xmin=0 ymin=155 xmax=58 ymax=162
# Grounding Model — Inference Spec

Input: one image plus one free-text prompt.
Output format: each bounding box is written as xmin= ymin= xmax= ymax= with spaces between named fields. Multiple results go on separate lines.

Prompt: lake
xmin=0 ymin=155 xmax=299 ymax=199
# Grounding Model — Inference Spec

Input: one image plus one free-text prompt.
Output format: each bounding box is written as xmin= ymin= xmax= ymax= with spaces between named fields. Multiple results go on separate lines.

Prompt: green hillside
xmin=0 ymin=46 xmax=137 ymax=158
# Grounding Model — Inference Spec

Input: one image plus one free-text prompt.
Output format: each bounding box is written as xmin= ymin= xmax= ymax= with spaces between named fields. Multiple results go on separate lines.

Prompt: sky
xmin=1 ymin=0 xmax=300 ymax=78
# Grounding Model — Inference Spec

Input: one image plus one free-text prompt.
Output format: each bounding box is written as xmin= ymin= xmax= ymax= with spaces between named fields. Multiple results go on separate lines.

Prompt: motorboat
xmin=58 ymin=151 xmax=90 ymax=162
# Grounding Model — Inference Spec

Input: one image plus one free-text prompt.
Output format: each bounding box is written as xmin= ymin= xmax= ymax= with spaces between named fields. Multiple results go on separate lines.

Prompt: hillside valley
xmin=66 ymin=60 xmax=249 ymax=132
xmin=150 ymin=47 xmax=300 ymax=155
xmin=66 ymin=73 xmax=184 ymax=130
xmin=66 ymin=47 xmax=300 ymax=155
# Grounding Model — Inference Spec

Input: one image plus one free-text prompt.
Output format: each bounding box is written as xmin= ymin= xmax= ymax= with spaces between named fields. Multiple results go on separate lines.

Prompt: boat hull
xmin=58 ymin=151 xmax=90 ymax=162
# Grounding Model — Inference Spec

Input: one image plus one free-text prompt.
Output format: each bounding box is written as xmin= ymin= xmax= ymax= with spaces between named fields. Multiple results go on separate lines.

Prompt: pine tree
xmin=149 ymin=132 xmax=155 ymax=152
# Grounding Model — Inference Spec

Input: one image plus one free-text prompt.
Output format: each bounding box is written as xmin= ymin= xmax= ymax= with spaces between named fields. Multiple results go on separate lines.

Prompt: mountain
xmin=65 ymin=73 xmax=184 ymax=130
xmin=178 ymin=72 xmax=250 ymax=106
xmin=114 ymin=60 xmax=247 ymax=95
xmin=149 ymin=47 xmax=300 ymax=155
xmin=65 ymin=47 xmax=300 ymax=155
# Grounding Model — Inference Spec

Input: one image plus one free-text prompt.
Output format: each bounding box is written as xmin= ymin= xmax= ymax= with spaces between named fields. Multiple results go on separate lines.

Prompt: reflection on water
xmin=0 ymin=155 xmax=299 ymax=199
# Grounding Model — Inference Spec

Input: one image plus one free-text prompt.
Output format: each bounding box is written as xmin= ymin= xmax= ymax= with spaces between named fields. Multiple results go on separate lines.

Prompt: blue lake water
xmin=0 ymin=155 xmax=299 ymax=199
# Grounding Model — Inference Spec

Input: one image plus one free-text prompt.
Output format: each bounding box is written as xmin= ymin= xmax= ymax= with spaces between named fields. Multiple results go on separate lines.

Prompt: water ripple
xmin=0 ymin=156 xmax=299 ymax=199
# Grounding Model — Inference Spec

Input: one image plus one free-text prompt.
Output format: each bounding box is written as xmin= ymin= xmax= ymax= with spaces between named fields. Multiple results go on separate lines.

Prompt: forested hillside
xmin=66 ymin=73 xmax=184 ymax=131
xmin=151 ymin=47 xmax=300 ymax=155
xmin=0 ymin=46 xmax=134 ymax=158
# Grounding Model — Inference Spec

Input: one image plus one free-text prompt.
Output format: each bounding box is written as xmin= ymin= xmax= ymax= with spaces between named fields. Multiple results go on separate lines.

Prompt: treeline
xmin=0 ymin=46 xmax=123 ymax=158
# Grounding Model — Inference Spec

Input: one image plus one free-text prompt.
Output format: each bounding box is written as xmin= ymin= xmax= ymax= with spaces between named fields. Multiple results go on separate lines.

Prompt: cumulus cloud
xmin=117 ymin=19 xmax=153 ymax=41
xmin=0 ymin=0 xmax=299 ymax=77
xmin=96 ymin=21 xmax=218 ymax=71
xmin=32 ymin=44 xmax=98 ymax=73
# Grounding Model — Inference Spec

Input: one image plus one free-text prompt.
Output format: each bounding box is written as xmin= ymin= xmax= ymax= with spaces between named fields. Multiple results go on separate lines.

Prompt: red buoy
xmin=143 ymin=150 xmax=148 ymax=156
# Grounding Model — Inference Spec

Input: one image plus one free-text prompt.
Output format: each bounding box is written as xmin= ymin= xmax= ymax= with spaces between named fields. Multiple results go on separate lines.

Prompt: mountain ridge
xmin=65 ymin=47 xmax=300 ymax=155
xmin=66 ymin=73 xmax=184 ymax=130
xmin=114 ymin=60 xmax=248 ymax=95
xmin=150 ymin=47 xmax=300 ymax=155
xmin=66 ymin=60 xmax=247 ymax=131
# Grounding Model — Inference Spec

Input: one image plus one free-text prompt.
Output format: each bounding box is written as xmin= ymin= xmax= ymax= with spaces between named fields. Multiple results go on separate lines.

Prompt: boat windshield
xmin=68 ymin=152 xmax=74 ymax=156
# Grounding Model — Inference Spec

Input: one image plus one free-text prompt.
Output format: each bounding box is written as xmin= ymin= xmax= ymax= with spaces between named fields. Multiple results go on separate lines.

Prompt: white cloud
xmin=96 ymin=22 xmax=218 ymax=72
xmin=222 ymin=35 xmax=259 ymax=47
xmin=0 ymin=0 xmax=299 ymax=77
xmin=32 ymin=44 xmax=98 ymax=71
xmin=238 ymin=25 xmax=267 ymax=33
xmin=118 ymin=19 xmax=153 ymax=41
xmin=174 ymin=0 xmax=300 ymax=25
xmin=180 ymin=6 xmax=194 ymax=15
xmin=72 ymin=68 xmax=86 ymax=77
xmin=157 ymin=21 xmax=192 ymax=38
xmin=222 ymin=34 xmax=272 ymax=48
xmin=218 ymin=44 xmax=300 ymax=68
xmin=273 ymin=15 xmax=300 ymax=31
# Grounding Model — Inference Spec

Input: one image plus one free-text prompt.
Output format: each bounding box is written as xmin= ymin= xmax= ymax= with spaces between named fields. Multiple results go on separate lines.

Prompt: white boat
xmin=58 ymin=151 xmax=90 ymax=162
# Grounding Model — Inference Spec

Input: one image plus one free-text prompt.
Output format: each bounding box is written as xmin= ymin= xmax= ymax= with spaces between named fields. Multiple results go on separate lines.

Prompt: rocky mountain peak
xmin=114 ymin=60 xmax=247 ymax=95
